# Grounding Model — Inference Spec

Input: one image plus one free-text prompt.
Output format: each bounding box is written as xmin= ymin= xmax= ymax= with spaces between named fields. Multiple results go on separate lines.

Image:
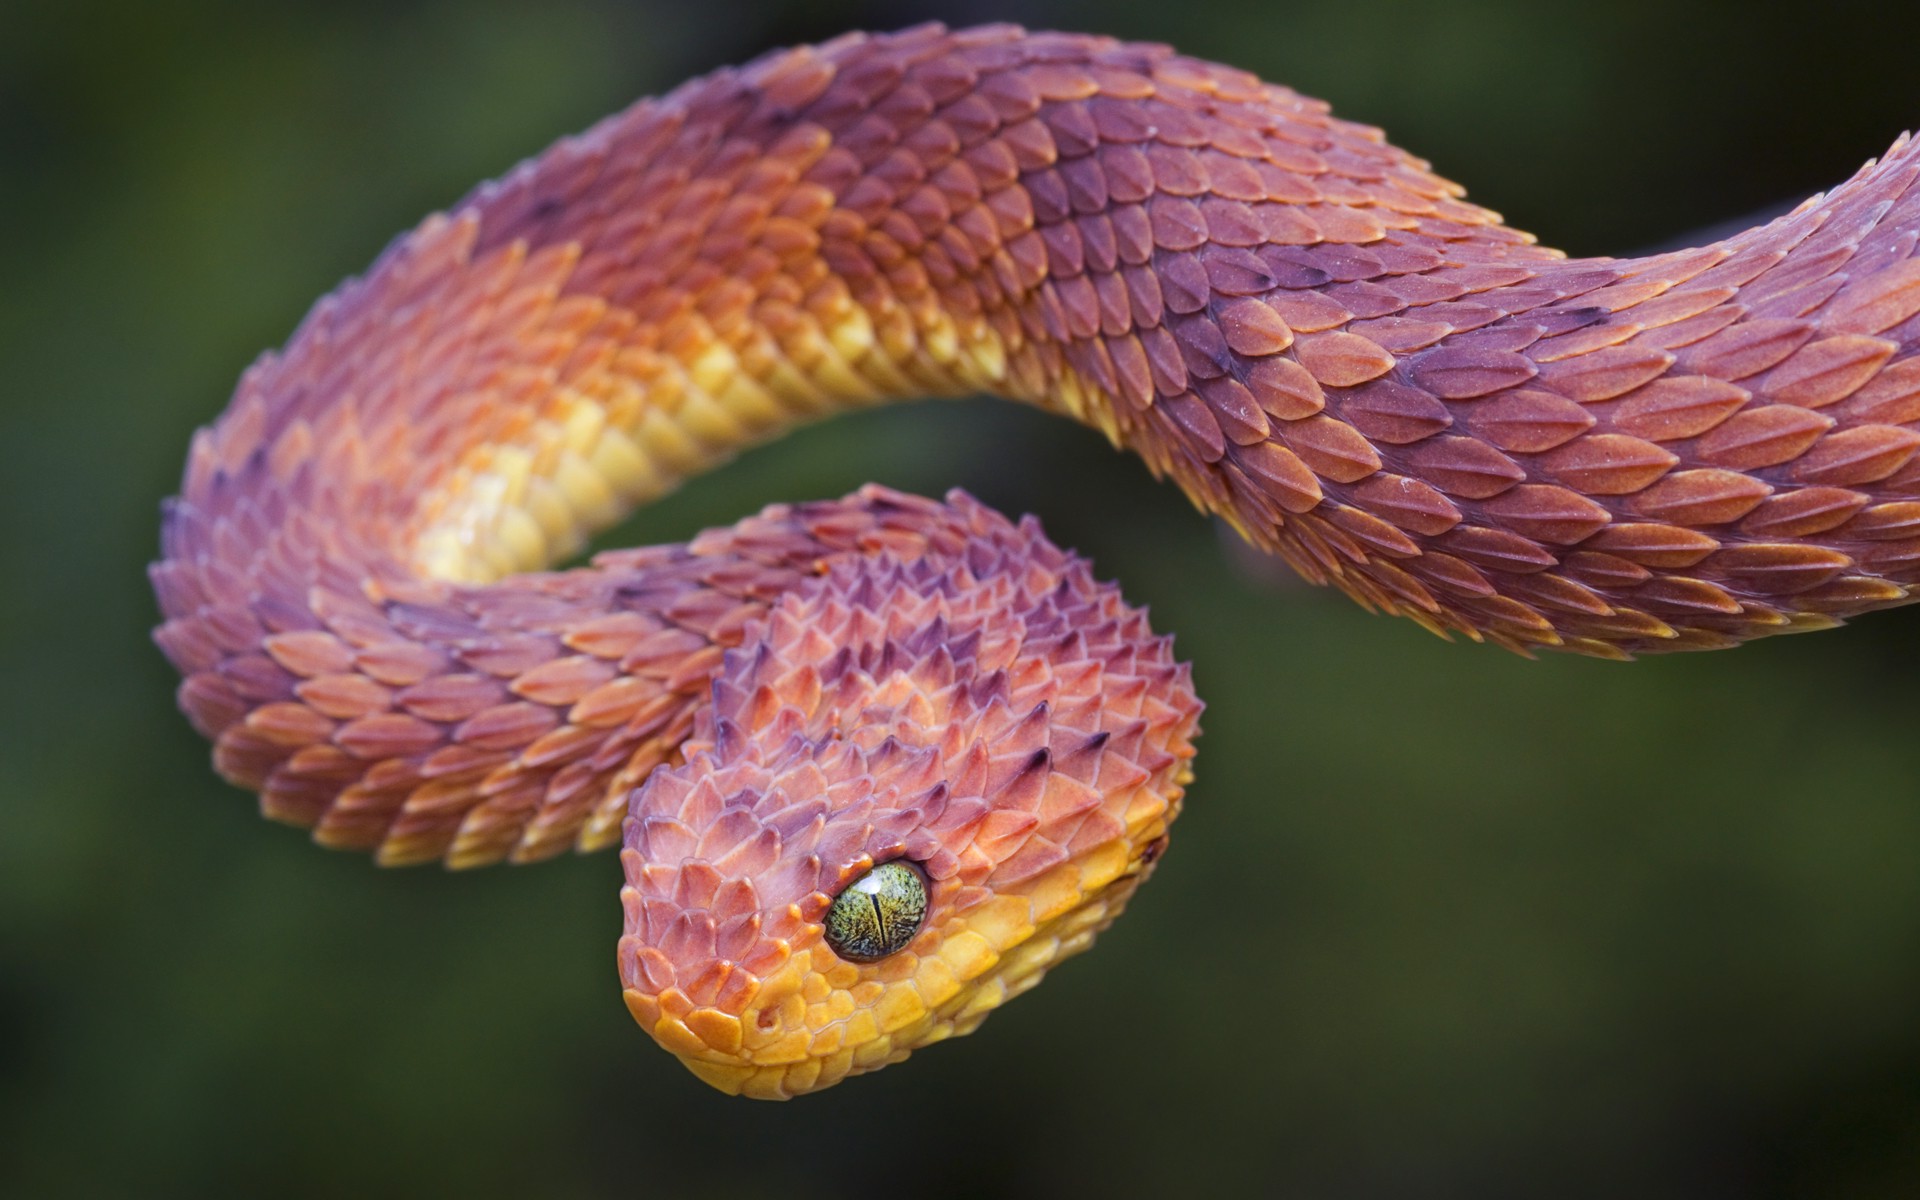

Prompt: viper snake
xmin=152 ymin=24 xmax=1920 ymax=1098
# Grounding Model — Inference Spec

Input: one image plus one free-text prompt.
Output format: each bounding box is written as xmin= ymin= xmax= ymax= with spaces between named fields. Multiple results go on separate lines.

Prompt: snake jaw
xmin=619 ymin=824 xmax=1171 ymax=1100
xmin=616 ymin=512 xmax=1200 ymax=1097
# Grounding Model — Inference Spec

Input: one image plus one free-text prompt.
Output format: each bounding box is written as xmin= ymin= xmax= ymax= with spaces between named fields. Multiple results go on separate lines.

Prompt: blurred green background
xmin=8 ymin=0 xmax=1920 ymax=1194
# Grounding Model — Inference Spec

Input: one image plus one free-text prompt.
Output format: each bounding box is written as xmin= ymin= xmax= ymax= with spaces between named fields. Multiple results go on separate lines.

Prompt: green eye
xmin=823 ymin=860 xmax=928 ymax=962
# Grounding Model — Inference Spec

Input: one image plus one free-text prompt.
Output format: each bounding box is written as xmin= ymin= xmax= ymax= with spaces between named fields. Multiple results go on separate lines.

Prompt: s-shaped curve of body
xmin=153 ymin=24 xmax=1920 ymax=1098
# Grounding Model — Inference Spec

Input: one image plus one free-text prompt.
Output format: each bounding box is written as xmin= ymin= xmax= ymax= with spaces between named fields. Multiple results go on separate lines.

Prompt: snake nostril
xmin=757 ymin=1008 xmax=778 ymax=1030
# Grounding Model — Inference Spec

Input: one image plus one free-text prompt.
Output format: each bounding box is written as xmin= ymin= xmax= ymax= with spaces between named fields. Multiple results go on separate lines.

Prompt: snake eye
xmin=823 ymin=860 xmax=928 ymax=962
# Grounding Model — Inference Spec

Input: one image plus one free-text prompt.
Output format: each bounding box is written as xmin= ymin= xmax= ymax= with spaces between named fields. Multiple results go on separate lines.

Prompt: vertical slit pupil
xmin=825 ymin=861 xmax=926 ymax=962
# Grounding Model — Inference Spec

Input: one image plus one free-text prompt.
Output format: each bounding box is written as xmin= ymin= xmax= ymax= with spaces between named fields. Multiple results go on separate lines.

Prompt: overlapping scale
xmin=151 ymin=19 xmax=1920 ymax=1089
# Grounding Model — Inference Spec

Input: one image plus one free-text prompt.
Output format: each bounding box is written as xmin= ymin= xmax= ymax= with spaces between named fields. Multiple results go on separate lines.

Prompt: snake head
xmin=616 ymin=506 xmax=1201 ymax=1098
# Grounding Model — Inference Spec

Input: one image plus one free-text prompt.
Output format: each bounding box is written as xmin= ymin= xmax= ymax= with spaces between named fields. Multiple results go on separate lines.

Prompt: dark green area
xmin=7 ymin=0 xmax=1920 ymax=1194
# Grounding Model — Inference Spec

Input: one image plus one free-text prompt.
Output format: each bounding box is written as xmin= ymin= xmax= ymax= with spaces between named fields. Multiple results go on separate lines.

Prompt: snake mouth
xmin=628 ymin=833 xmax=1173 ymax=1099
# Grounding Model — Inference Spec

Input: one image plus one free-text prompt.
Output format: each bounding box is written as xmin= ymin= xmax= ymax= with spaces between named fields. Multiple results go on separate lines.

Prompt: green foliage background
xmin=7 ymin=1 xmax=1920 ymax=1194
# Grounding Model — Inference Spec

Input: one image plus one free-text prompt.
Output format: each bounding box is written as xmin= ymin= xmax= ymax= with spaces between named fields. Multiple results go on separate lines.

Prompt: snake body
xmin=152 ymin=24 xmax=1920 ymax=1097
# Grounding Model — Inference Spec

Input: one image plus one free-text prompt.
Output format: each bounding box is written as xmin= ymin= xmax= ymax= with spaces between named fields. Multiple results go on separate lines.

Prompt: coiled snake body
xmin=151 ymin=24 xmax=1920 ymax=1098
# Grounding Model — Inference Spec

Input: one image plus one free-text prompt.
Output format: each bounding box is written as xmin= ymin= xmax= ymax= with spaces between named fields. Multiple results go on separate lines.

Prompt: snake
xmin=150 ymin=23 xmax=1920 ymax=1099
